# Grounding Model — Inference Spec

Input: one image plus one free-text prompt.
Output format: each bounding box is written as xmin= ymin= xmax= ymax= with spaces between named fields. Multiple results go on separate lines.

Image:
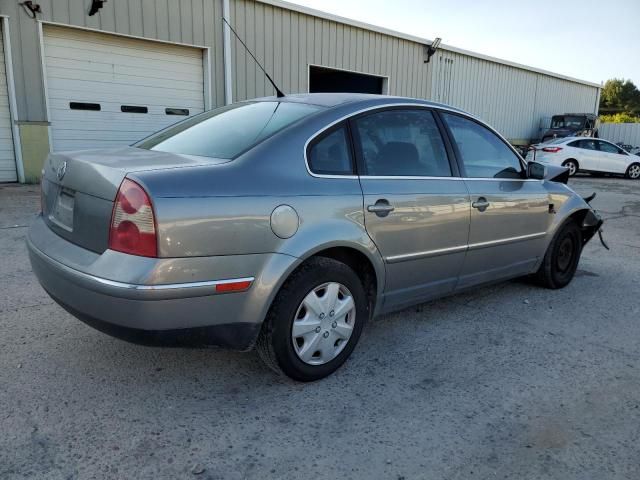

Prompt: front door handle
xmin=472 ymin=197 xmax=490 ymax=212
xmin=367 ymin=199 xmax=395 ymax=217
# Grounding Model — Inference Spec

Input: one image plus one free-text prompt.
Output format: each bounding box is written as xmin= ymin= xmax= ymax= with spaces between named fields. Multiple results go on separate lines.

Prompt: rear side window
xmin=570 ymin=139 xmax=597 ymax=150
xmin=136 ymin=101 xmax=321 ymax=159
xmin=353 ymin=109 xmax=451 ymax=176
xmin=442 ymin=113 xmax=523 ymax=179
xmin=307 ymin=126 xmax=354 ymax=175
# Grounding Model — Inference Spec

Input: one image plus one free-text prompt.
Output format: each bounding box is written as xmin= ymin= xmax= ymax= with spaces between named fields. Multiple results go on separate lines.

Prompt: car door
xmin=597 ymin=140 xmax=630 ymax=174
xmin=440 ymin=112 xmax=551 ymax=289
xmin=569 ymin=139 xmax=600 ymax=171
xmin=351 ymin=107 xmax=471 ymax=311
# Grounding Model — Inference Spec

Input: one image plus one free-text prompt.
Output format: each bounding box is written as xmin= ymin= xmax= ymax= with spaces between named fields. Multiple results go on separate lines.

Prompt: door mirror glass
xmin=527 ymin=161 xmax=546 ymax=180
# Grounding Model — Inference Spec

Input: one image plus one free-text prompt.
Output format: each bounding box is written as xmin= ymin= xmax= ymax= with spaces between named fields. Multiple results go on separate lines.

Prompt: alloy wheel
xmin=564 ymin=161 xmax=577 ymax=176
xmin=291 ymin=282 xmax=356 ymax=365
xmin=629 ymin=164 xmax=640 ymax=179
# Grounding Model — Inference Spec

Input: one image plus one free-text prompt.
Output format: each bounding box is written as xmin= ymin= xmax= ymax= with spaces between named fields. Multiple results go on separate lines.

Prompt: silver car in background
xmin=28 ymin=94 xmax=603 ymax=381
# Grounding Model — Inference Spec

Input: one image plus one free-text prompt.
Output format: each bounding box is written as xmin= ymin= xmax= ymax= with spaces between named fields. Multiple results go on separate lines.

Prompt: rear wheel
xmin=256 ymin=257 xmax=368 ymax=381
xmin=535 ymin=221 xmax=582 ymax=289
xmin=562 ymin=159 xmax=579 ymax=176
xmin=625 ymin=163 xmax=640 ymax=180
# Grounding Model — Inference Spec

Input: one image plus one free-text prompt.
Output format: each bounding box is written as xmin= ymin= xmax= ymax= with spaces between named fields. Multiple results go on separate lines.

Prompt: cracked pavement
xmin=1 ymin=176 xmax=639 ymax=479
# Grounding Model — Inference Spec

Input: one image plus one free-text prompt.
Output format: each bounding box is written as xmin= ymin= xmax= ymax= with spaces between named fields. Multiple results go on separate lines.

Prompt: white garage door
xmin=43 ymin=25 xmax=205 ymax=152
xmin=0 ymin=22 xmax=17 ymax=182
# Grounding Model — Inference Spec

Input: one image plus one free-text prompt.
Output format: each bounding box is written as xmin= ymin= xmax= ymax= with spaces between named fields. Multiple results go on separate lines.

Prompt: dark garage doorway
xmin=309 ymin=66 xmax=386 ymax=94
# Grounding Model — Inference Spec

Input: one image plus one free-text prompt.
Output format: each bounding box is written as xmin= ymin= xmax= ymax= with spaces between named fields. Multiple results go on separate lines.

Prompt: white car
xmin=526 ymin=137 xmax=640 ymax=179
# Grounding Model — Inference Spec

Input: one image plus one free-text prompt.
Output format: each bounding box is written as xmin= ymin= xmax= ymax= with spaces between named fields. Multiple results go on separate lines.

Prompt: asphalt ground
xmin=1 ymin=175 xmax=638 ymax=479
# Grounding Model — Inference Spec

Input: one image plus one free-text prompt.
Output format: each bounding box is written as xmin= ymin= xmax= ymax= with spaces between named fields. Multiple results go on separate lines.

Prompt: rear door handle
xmin=367 ymin=200 xmax=395 ymax=217
xmin=472 ymin=197 xmax=490 ymax=212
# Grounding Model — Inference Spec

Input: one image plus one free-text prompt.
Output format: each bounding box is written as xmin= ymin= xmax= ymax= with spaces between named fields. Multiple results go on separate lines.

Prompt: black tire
xmin=534 ymin=221 xmax=582 ymax=289
xmin=256 ymin=257 xmax=368 ymax=381
xmin=625 ymin=162 xmax=640 ymax=180
xmin=562 ymin=159 xmax=579 ymax=177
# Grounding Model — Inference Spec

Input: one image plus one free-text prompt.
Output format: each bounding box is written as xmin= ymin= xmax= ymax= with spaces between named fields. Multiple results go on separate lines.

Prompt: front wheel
xmin=256 ymin=257 xmax=368 ymax=381
xmin=562 ymin=159 xmax=579 ymax=177
xmin=625 ymin=163 xmax=640 ymax=180
xmin=534 ymin=221 xmax=582 ymax=289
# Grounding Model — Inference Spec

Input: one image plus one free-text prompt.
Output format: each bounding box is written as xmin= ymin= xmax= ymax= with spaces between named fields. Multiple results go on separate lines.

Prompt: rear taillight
xmin=542 ymin=147 xmax=563 ymax=153
xmin=109 ymin=178 xmax=157 ymax=257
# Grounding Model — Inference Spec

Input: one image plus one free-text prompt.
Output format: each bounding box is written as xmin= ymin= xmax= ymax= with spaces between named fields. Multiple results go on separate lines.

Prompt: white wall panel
xmin=0 ymin=22 xmax=17 ymax=182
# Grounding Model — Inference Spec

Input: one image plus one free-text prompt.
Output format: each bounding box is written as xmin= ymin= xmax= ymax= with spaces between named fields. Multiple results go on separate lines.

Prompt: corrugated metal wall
xmin=0 ymin=0 xmax=226 ymax=122
xmin=229 ymin=0 xmax=433 ymax=102
xmin=430 ymin=50 xmax=600 ymax=142
xmin=1 ymin=0 xmax=600 ymax=143
xmin=230 ymin=0 xmax=599 ymax=143
xmin=599 ymin=123 xmax=640 ymax=147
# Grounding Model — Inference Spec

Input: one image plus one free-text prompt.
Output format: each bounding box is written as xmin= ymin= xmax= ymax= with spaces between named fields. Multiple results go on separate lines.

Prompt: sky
xmin=287 ymin=0 xmax=640 ymax=86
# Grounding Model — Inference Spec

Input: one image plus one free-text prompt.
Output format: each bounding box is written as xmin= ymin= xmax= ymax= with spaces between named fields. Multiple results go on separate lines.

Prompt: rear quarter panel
xmin=130 ymin=101 xmax=389 ymax=292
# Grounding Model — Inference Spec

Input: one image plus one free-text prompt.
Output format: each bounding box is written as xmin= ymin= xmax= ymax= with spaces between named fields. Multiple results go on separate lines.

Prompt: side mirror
xmin=527 ymin=161 xmax=546 ymax=180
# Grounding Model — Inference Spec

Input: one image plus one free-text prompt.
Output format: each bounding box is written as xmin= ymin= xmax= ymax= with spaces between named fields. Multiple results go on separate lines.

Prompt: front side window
xmin=442 ymin=113 xmax=524 ymax=179
xmin=353 ymin=109 xmax=451 ymax=176
xmin=136 ymin=101 xmax=322 ymax=159
xmin=598 ymin=141 xmax=623 ymax=154
xmin=307 ymin=126 xmax=353 ymax=175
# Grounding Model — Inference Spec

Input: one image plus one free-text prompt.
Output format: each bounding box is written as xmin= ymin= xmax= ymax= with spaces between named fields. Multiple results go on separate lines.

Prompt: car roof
xmin=251 ymin=92 xmax=468 ymax=114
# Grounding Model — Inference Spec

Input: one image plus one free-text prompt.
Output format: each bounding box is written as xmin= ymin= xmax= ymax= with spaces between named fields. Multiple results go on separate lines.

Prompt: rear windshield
xmin=135 ymin=101 xmax=322 ymax=159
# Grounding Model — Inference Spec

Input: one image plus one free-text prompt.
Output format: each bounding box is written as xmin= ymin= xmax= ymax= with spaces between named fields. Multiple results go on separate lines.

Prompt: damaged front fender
xmin=581 ymin=208 xmax=605 ymax=246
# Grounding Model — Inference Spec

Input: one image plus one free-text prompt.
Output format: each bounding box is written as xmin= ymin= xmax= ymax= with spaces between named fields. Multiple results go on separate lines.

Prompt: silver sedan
xmin=28 ymin=94 xmax=604 ymax=381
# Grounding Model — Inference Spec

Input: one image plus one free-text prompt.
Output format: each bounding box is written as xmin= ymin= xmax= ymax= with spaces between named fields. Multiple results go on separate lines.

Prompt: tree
xmin=599 ymin=113 xmax=640 ymax=123
xmin=599 ymin=79 xmax=640 ymax=116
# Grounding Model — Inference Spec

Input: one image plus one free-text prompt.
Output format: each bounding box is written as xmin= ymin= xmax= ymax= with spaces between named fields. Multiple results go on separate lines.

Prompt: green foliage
xmin=600 ymin=79 xmax=640 ymax=116
xmin=599 ymin=113 xmax=640 ymax=123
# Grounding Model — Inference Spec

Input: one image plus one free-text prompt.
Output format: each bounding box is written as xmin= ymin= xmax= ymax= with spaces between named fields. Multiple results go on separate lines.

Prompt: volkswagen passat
xmin=526 ymin=137 xmax=640 ymax=179
xmin=28 ymin=94 xmax=604 ymax=381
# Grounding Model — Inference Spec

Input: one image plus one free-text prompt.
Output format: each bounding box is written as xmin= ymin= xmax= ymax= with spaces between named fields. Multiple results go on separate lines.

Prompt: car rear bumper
xmin=27 ymin=216 xmax=299 ymax=350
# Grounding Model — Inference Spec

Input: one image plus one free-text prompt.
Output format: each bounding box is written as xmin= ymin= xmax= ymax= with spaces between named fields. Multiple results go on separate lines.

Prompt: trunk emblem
xmin=56 ymin=161 xmax=67 ymax=181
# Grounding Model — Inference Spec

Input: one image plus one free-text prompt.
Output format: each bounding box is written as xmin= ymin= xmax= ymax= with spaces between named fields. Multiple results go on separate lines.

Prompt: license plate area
xmin=49 ymin=188 xmax=75 ymax=231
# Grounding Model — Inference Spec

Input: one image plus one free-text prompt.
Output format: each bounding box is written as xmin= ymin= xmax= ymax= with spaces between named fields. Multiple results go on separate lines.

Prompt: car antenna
xmin=222 ymin=17 xmax=285 ymax=98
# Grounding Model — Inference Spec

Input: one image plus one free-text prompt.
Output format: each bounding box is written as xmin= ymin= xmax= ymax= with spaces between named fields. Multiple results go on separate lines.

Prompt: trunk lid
xmin=41 ymin=147 xmax=227 ymax=253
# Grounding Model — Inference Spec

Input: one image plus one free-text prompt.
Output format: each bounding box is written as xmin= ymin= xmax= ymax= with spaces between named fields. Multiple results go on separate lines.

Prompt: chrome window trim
xmin=385 ymin=232 xmax=547 ymax=263
xmin=359 ymin=176 xmax=539 ymax=182
xmin=303 ymin=102 xmax=531 ymax=181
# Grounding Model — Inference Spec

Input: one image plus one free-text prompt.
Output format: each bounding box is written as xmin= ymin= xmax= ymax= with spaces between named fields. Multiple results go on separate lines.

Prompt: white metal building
xmin=0 ymin=0 xmax=600 ymax=183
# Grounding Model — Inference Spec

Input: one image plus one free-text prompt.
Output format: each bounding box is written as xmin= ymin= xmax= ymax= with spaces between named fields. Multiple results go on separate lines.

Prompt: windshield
xmin=136 ymin=101 xmax=322 ymax=159
xmin=550 ymin=115 xmax=585 ymax=130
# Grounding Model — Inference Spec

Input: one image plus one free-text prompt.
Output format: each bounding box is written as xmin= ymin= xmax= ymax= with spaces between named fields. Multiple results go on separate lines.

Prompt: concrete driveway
xmin=1 ymin=176 xmax=639 ymax=479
